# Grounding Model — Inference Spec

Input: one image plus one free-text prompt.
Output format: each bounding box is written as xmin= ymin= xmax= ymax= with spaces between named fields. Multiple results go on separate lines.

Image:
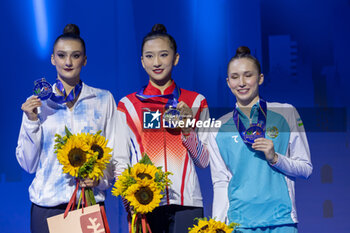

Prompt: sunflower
xmin=130 ymin=163 xmax=158 ymax=181
xmin=188 ymin=219 xmax=210 ymax=233
xmin=208 ymin=219 xmax=233 ymax=233
xmin=125 ymin=179 xmax=162 ymax=214
xmin=56 ymin=134 xmax=91 ymax=177
xmin=189 ymin=218 xmax=236 ymax=233
xmin=67 ymin=133 xmax=103 ymax=180
xmin=112 ymin=168 xmax=137 ymax=197
xmin=86 ymin=133 xmax=112 ymax=170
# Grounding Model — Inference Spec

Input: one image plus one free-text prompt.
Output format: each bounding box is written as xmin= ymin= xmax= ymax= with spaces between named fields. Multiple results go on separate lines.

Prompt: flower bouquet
xmin=112 ymin=154 xmax=172 ymax=233
xmin=54 ymin=126 xmax=112 ymax=216
xmin=188 ymin=218 xmax=239 ymax=233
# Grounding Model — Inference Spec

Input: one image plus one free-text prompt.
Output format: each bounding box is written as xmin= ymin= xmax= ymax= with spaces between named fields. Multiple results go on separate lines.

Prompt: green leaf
xmin=78 ymin=155 xmax=97 ymax=178
xmin=193 ymin=217 xmax=208 ymax=222
xmin=87 ymin=188 xmax=96 ymax=205
xmin=139 ymin=153 xmax=153 ymax=165
xmin=228 ymin=222 xmax=240 ymax=229
xmin=85 ymin=189 xmax=91 ymax=206
xmin=53 ymin=133 xmax=66 ymax=152
xmin=155 ymin=172 xmax=161 ymax=182
xmin=65 ymin=126 xmax=73 ymax=138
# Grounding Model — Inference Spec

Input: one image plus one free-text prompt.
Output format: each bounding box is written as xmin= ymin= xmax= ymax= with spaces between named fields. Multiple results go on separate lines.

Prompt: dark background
xmin=1 ymin=0 xmax=349 ymax=232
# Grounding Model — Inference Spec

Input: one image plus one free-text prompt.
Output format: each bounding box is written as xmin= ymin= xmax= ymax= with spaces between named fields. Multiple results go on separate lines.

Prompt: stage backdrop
xmin=1 ymin=0 xmax=349 ymax=232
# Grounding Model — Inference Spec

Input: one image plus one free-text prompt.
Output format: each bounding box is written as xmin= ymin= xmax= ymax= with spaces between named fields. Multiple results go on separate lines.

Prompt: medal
xmin=163 ymin=107 xmax=182 ymax=128
xmin=33 ymin=78 xmax=53 ymax=100
xmin=233 ymin=99 xmax=267 ymax=145
xmin=243 ymin=124 xmax=265 ymax=144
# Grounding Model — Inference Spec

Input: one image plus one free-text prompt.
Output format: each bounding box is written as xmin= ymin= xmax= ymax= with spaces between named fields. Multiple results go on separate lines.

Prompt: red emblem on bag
xmin=80 ymin=211 xmax=105 ymax=233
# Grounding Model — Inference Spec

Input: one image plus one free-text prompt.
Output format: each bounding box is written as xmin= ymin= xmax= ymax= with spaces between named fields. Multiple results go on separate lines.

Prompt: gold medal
xmin=163 ymin=108 xmax=182 ymax=128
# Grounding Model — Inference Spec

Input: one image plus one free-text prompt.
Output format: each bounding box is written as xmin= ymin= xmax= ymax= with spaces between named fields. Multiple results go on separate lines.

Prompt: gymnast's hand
xmin=252 ymin=138 xmax=278 ymax=164
xmin=177 ymin=101 xmax=193 ymax=137
xmin=21 ymin=96 xmax=42 ymax=121
xmin=79 ymin=178 xmax=99 ymax=188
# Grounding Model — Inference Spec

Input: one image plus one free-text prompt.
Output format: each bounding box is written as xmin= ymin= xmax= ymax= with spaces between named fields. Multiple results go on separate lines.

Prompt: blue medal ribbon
xmin=135 ymin=83 xmax=181 ymax=108
xmin=50 ymin=79 xmax=83 ymax=104
xmin=233 ymin=98 xmax=267 ymax=144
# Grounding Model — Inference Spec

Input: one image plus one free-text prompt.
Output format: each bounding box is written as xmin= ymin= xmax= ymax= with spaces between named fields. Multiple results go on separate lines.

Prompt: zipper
xmin=69 ymin=100 xmax=79 ymax=133
xmin=163 ymin=125 xmax=170 ymax=204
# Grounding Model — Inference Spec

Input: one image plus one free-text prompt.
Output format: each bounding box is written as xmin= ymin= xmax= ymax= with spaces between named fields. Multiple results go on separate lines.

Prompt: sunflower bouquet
xmin=188 ymin=217 xmax=239 ymax=233
xmin=112 ymin=154 xmax=172 ymax=233
xmin=54 ymin=126 xmax=112 ymax=211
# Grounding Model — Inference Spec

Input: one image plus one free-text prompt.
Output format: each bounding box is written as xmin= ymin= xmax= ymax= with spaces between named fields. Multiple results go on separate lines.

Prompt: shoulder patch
xmin=297 ymin=118 xmax=303 ymax=127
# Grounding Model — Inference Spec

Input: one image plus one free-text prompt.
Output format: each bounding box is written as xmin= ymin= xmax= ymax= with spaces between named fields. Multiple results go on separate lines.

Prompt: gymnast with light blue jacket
xmin=209 ymin=46 xmax=312 ymax=233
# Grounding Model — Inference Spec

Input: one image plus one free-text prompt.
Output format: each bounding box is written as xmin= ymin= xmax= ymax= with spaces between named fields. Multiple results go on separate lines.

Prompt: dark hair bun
xmin=236 ymin=46 xmax=251 ymax=56
xmin=151 ymin=24 xmax=167 ymax=33
xmin=63 ymin=24 xmax=80 ymax=36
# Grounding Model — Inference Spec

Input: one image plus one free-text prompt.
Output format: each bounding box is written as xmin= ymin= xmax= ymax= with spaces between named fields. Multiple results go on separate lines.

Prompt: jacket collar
xmin=143 ymin=80 xmax=176 ymax=95
xmin=49 ymin=82 xmax=96 ymax=107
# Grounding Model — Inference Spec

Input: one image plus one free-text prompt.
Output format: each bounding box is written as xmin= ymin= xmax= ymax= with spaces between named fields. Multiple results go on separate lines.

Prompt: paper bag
xmin=47 ymin=204 xmax=110 ymax=233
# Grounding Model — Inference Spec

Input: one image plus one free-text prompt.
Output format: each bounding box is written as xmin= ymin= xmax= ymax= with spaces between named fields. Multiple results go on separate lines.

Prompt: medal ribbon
xmin=135 ymin=84 xmax=181 ymax=108
xmin=233 ymin=98 xmax=267 ymax=144
xmin=50 ymin=79 xmax=83 ymax=104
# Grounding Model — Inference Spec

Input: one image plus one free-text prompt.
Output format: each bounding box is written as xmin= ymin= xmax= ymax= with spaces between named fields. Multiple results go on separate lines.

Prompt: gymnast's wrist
xmin=268 ymin=153 xmax=278 ymax=165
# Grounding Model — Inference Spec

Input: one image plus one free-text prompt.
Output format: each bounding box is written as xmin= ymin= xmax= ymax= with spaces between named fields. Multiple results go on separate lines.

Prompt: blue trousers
xmin=145 ymin=204 xmax=203 ymax=233
xmin=235 ymin=224 xmax=298 ymax=233
xmin=31 ymin=203 xmax=67 ymax=233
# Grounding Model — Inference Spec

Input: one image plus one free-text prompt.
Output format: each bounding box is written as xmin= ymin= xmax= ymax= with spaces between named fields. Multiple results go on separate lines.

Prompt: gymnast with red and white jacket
xmin=113 ymin=23 xmax=209 ymax=233
xmin=117 ymin=80 xmax=209 ymax=207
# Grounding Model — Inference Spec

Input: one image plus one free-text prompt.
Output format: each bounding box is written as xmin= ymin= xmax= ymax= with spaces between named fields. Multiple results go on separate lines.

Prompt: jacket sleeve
xmin=181 ymin=96 xmax=210 ymax=168
xmin=272 ymin=106 xmax=313 ymax=179
xmin=112 ymin=109 xmax=133 ymax=179
xmin=112 ymin=98 xmax=143 ymax=180
xmin=95 ymin=92 xmax=122 ymax=191
xmin=208 ymin=131 xmax=231 ymax=223
xmin=15 ymin=114 xmax=43 ymax=174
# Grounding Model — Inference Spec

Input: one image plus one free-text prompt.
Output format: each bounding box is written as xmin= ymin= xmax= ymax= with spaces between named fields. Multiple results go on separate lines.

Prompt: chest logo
xmin=232 ymin=135 xmax=239 ymax=143
xmin=266 ymin=126 xmax=279 ymax=139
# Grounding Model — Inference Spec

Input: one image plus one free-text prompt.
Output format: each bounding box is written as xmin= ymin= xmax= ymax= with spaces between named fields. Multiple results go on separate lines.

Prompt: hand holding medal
xmin=21 ymin=96 xmax=42 ymax=121
xmin=176 ymin=101 xmax=193 ymax=136
xmin=252 ymin=138 xmax=278 ymax=164
xmin=21 ymin=78 xmax=53 ymax=121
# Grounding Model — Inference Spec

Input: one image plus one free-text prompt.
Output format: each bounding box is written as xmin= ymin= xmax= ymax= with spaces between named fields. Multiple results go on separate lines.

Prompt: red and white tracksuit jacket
xmin=115 ymin=81 xmax=209 ymax=207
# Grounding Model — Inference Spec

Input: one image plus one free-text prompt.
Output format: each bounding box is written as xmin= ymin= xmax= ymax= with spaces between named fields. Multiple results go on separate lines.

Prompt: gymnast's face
xmin=227 ymin=58 xmax=264 ymax=107
xmin=141 ymin=37 xmax=179 ymax=85
xmin=51 ymin=39 xmax=87 ymax=84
